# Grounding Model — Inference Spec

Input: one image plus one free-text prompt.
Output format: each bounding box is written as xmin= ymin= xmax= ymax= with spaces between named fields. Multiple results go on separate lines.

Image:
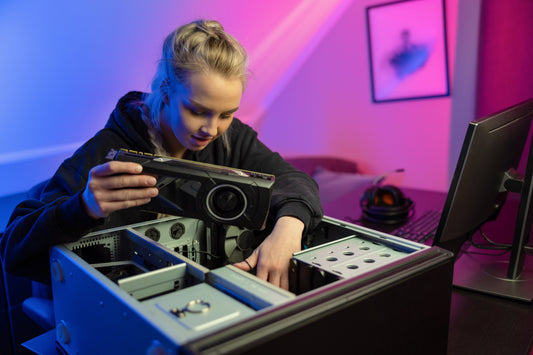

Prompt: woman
xmin=1 ymin=20 xmax=323 ymax=290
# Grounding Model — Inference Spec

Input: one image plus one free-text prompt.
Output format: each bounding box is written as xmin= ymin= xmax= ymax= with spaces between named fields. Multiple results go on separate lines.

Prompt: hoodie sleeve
xmin=0 ymin=166 xmax=104 ymax=284
xmin=224 ymin=120 xmax=324 ymax=233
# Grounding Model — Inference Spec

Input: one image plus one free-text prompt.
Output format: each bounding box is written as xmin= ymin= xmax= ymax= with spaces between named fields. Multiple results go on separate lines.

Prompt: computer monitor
xmin=433 ymin=98 xmax=533 ymax=302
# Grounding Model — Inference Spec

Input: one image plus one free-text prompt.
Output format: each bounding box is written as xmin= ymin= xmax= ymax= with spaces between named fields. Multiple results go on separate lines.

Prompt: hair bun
xmin=195 ymin=20 xmax=224 ymax=36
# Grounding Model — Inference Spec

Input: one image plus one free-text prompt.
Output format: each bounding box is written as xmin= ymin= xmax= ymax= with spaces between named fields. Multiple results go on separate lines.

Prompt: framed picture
xmin=366 ymin=0 xmax=450 ymax=103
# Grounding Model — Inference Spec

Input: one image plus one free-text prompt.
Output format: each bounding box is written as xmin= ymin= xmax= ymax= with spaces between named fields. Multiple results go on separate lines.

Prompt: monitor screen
xmin=433 ymin=98 xmax=533 ymax=301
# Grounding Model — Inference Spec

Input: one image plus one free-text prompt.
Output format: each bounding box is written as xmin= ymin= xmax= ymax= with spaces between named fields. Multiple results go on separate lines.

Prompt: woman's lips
xmin=192 ymin=135 xmax=212 ymax=147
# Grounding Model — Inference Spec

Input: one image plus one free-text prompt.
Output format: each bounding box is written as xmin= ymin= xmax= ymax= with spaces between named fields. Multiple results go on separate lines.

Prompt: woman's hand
xmin=234 ymin=216 xmax=304 ymax=290
xmin=81 ymin=161 xmax=159 ymax=219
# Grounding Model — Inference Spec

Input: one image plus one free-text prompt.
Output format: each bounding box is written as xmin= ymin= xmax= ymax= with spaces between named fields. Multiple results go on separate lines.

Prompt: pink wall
xmin=475 ymin=0 xmax=533 ymax=118
xmin=258 ymin=0 xmax=459 ymax=192
xmin=475 ymin=0 xmax=533 ymax=175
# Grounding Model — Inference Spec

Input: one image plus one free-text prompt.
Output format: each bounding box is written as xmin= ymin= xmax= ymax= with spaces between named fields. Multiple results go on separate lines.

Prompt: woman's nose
xmin=202 ymin=118 xmax=218 ymax=136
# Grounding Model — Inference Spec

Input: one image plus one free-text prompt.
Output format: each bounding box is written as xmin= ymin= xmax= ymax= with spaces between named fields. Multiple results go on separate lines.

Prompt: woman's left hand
xmin=233 ymin=216 xmax=304 ymax=290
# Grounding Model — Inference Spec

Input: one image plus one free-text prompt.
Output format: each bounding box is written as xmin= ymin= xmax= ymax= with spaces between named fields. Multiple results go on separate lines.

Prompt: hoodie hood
xmin=104 ymin=91 xmax=154 ymax=153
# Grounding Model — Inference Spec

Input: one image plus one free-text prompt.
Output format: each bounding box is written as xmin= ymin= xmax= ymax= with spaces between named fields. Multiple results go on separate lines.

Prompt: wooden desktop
xmin=322 ymin=186 xmax=533 ymax=355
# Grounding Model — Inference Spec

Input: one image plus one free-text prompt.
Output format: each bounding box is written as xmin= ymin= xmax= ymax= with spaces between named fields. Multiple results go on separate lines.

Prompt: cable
xmin=476 ymin=227 xmax=512 ymax=249
xmin=182 ymin=219 xmax=224 ymax=261
xmin=463 ymin=248 xmax=511 ymax=257
xmin=462 ymin=238 xmax=511 ymax=256
xmin=190 ymin=250 xmax=224 ymax=259
xmin=372 ymin=168 xmax=405 ymax=185
xmin=466 ymin=227 xmax=511 ymax=251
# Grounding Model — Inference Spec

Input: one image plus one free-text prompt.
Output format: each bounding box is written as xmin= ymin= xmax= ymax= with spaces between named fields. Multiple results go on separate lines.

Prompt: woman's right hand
xmin=81 ymin=161 xmax=159 ymax=219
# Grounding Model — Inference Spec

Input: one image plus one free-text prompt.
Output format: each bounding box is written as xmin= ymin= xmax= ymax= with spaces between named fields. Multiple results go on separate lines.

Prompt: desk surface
xmin=322 ymin=186 xmax=533 ymax=355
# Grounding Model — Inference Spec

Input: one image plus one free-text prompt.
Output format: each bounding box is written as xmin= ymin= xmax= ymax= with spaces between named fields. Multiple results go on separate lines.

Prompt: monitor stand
xmin=454 ymin=132 xmax=533 ymax=303
xmin=453 ymin=245 xmax=533 ymax=303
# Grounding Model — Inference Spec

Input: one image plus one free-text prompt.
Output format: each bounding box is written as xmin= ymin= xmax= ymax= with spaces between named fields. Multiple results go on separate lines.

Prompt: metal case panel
xmin=48 ymin=216 xmax=453 ymax=355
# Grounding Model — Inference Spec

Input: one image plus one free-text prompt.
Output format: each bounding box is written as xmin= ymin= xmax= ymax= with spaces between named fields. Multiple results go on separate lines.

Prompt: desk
xmin=323 ymin=186 xmax=533 ymax=355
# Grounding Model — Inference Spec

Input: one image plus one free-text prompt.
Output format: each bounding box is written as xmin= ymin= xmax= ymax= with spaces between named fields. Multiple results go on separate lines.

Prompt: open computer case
xmin=21 ymin=215 xmax=453 ymax=355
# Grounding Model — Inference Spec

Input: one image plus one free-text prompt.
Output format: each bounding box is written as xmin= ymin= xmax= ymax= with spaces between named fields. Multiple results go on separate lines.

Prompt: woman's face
xmin=160 ymin=71 xmax=243 ymax=158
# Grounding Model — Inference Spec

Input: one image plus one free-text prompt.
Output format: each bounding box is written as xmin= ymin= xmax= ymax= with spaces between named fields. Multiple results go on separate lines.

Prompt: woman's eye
xmin=220 ymin=113 xmax=232 ymax=119
xmin=187 ymin=107 xmax=204 ymax=116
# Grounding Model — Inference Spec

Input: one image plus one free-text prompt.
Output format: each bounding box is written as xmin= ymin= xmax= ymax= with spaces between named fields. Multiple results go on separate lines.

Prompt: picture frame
xmin=366 ymin=0 xmax=450 ymax=103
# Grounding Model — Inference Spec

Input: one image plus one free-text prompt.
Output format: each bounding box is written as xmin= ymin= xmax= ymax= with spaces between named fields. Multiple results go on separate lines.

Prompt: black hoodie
xmin=0 ymin=92 xmax=323 ymax=283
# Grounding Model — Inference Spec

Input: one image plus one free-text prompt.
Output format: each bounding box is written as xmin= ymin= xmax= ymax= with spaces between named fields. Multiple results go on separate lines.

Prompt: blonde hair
xmin=142 ymin=20 xmax=249 ymax=155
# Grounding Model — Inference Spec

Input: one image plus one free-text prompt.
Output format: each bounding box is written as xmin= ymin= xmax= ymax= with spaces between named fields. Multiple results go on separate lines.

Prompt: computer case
xmin=33 ymin=216 xmax=454 ymax=354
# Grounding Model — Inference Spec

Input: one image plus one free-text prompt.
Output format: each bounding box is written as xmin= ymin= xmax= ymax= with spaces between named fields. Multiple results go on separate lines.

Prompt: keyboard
xmin=392 ymin=210 xmax=442 ymax=243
